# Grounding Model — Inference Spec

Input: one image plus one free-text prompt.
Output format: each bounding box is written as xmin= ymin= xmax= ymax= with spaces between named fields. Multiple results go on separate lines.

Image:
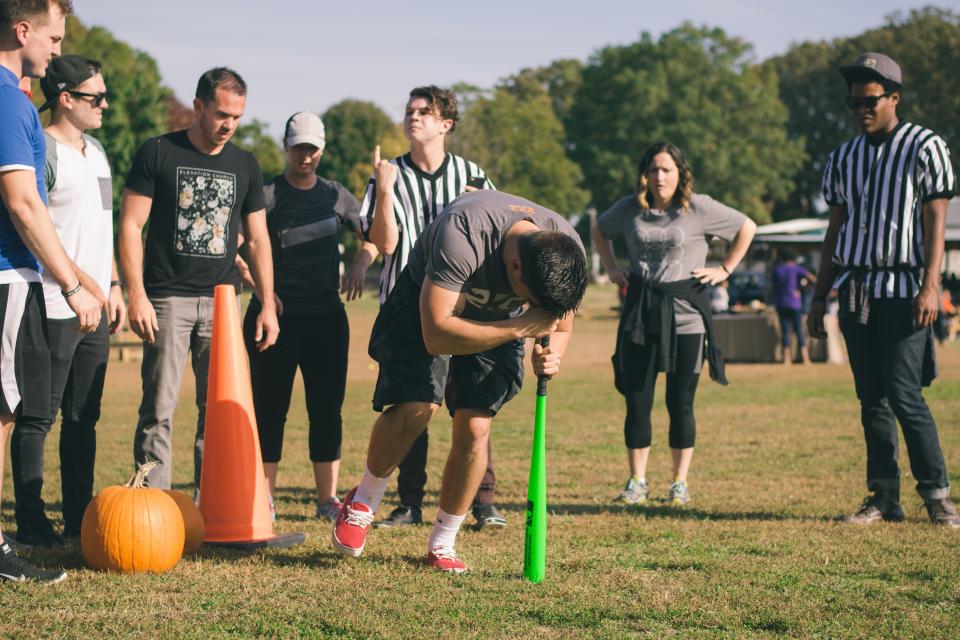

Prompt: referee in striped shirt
xmin=360 ymin=86 xmax=506 ymax=530
xmin=809 ymin=52 xmax=959 ymax=527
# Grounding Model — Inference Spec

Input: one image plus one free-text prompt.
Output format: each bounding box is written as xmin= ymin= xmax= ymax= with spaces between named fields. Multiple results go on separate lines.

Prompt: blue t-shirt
xmin=771 ymin=262 xmax=810 ymax=311
xmin=0 ymin=64 xmax=45 ymax=277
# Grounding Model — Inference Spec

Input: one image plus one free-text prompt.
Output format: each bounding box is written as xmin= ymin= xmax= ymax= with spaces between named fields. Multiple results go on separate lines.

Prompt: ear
xmin=192 ymin=97 xmax=203 ymax=115
xmin=440 ymin=118 xmax=454 ymax=134
xmin=14 ymin=21 xmax=30 ymax=47
xmin=891 ymin=92 xmax=901 ymax=108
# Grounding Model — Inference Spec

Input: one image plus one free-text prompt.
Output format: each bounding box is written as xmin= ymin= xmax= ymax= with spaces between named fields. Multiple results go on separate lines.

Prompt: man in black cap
xmin=809 ymin=52 xmax=959 ymax=526
xmin=11 ymin=55 xmax=123 ymax=546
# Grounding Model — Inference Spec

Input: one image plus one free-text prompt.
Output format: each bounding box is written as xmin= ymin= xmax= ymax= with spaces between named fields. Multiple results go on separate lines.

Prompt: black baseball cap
xmin=839 ymin=52 xmax=902 ymax=86
xmin=38 ymin=55 xmax=102 ymax=112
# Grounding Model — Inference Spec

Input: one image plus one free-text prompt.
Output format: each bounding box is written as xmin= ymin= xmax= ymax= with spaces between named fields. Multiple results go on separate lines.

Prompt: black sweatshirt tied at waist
xmin=613 ymin=274 xmax=728 ymax=392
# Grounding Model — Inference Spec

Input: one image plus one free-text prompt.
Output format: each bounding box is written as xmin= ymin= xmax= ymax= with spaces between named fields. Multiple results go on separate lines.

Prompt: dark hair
xmin=195 ymin=67 xmax=247 ymax=104
xmin=844 ymin=70 xmax=902 ymax=94
xmin=0 ymin=0 xmax=72 ymax=30
xmin=636 ymin=142 xmax=694 ymax=210
xmin=517 ymin=231 xmax=587 ymax=317
xmin=778 ymin=247 xmax=797 ymax=263
xmin=409 ymin=85 xmax=459 ymax=132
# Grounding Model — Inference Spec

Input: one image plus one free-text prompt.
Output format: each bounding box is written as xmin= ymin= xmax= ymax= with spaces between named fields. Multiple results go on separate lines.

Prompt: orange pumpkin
xmin=163 ymin=490 xmax=205 ymax=554
xmin=81 ymin=462 xmax=185 ymax=573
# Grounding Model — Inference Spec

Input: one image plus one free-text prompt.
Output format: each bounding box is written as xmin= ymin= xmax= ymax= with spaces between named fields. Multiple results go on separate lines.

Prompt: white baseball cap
xmin=284 ymin=111 xmax=326 ymax=150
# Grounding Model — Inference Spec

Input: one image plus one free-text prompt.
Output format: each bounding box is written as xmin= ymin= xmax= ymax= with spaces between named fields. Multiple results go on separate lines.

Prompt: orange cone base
xmin=204 ymin=531 xmax=305 ymax=550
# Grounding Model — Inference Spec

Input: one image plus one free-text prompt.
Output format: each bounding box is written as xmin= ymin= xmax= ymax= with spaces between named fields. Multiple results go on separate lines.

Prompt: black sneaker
xmin=15 ymin=514 xmax=65 ymax=547
xmin=0 ymin=543 xmax=67 ymax=584
xmin=843 ymin=494 xmax=904 ymax=524
xmin=472 ymin=503 xmax=507 ymax=530
xmin=924 ymin=497 xmax=960 ymax=528
xmin=373 ymin=505 xmax=422 ymax=529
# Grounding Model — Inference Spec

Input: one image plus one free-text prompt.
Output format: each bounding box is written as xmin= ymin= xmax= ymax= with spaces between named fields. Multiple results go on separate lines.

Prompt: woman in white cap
xmin=242 ymin=111 xmax=369 ymax=521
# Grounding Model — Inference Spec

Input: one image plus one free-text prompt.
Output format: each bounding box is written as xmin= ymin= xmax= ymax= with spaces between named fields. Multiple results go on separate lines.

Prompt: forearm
xmin=721 ymin=220 xmax=757 ymax=272
xmin=812 ymin=208 xmax=844 ymax=298
xmin=921 ymin=201 xmax=947 ymax=292
xmin=369 ymin=190 xmax=398 ymax=255
xmin=423 ymin=315 xmax=527 ymax=356
xmin=119 ymin=223 xmax=147 ymax=299
xmin=353 ymin=240 xmax=379 ymax=270
xmin=245 ymin=236 xmax=276 ymax=312
xmin=9 ymin=201 xmax=78 ymax=289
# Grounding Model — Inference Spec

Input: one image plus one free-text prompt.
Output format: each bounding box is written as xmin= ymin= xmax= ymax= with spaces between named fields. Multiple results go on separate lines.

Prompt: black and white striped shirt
xmin=359 ymin=152 xmax=494 ymax=302
xmin=822 ymin=122 xmax=955 ymax=298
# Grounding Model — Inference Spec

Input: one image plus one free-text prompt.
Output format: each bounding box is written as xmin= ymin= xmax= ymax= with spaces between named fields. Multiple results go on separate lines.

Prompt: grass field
xmin=2 ymin=284 xmax=959 ymax=639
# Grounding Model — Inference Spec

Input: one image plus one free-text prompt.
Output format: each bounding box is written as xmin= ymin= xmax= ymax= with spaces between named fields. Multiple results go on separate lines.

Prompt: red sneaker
xmin=332 ymin=488 xmax=374 ymax=558
xmin=426 ymin=547 xmax=468 ymax=574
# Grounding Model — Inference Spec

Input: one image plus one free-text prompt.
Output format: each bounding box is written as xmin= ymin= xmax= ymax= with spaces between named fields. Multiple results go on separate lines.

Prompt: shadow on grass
xmin=492 ymin=500 xmax=834 ymax=523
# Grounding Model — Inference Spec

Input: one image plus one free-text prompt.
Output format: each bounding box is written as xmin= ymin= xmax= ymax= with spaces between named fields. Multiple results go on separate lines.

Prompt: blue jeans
xmin=840 ymin=299 xmax=949 ymax=500
xmin=776 ymin=307 xmax=805 ymax=349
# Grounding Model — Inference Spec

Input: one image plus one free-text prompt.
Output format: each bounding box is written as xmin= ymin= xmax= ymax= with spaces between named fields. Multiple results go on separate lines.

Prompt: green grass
xmin=3 ymin=285 xmax=960 ymax=639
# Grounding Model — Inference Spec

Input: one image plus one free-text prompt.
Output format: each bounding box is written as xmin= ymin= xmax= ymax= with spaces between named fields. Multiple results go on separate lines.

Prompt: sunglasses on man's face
xmin=845 ymin=92 xmax=893 ymax=110
xmin=68 ymin=90 xmax=108 ymax=107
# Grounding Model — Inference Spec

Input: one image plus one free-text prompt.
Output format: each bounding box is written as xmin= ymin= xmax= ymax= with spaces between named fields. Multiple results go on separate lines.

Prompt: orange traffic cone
xmin=198 ymin=284 xmax=303 ymax=549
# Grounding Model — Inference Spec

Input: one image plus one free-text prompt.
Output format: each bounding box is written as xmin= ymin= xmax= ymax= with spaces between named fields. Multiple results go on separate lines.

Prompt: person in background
xmin=241 ymin=112 xmax=366 ymax=522
xmin=11 ymin=55 xmax=124 ymax=546
xmin=592 ymin=142 xmax=756 ymax=507
xmin=771 ymin=248 xmax=815 ymax=366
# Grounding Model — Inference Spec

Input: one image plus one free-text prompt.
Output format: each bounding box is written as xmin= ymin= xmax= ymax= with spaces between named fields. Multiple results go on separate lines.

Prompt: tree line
xmin=38 ymin=7 xmax=959 ymax=225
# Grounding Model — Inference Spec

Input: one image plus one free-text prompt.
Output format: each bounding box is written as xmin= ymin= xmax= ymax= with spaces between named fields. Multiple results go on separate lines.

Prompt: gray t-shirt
xmin=406 ymin=190 xmax=584 ymax=322
xmin=598 ymin=192 xmax=747 ymax=333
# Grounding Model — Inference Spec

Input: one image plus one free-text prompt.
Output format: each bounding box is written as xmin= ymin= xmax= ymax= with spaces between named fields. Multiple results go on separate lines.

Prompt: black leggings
xmin=243 ymin=306 xmax=349 ymax=463
xmin=622 ymin=332 xmax=703 ymax=450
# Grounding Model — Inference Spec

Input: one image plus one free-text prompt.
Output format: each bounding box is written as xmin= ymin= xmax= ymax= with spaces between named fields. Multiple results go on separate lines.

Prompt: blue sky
xmin=75 ymin=1 xmax=956 ymax=137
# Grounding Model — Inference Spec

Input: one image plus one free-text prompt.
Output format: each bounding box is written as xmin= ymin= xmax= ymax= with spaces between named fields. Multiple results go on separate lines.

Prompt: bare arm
xmin=590 ymin=221 xmax=629 ymax=287
xmin=242 ymin=209 xmax=279 ymax=350
xmin=692 ymin=218 xmax=757 ymax=285
xmin=0 ymin=170 xmax=100 ymax=331
xmin=118 ymin=188 xmax=158 ymax=341
xmin=915 ymin=197 xmax=948 ymax=328
xmin=807 ymin=204 xmax=846 ymax=338
xmin=341 ymin=239 xmax=378 ymax=301
xmin=531 ymin=312 xmax=575 ymax=379
xmin=367 ymin=146 xmax=399 ymax=255
xmin=419 ymin=278 xmax=559 ymax=355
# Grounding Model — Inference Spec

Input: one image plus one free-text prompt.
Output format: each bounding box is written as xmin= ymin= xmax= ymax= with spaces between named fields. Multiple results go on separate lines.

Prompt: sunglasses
xmin=68 ymin=90 xmax=108 ymax=107
xmin=845 ymin=92 xmax=893 ymax=110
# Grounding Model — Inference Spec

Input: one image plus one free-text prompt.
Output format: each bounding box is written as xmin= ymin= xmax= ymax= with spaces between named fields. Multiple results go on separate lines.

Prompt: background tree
xmin=448 ymin=89 xmax=589 ymax=215
xmin=319 ymin=100 xmax=405 ymax=197
xmin=567 ymin=25 xmax=805 ymax=223
xmin=233 ymin=119 xmax=285 ymax=180
xmin=498 ymin=59 xmax=584 ymax=125
xmin=767 ymin=7 xmax=960 ymax=218
xmin=35 ymin=17 xmax=170 ymax=210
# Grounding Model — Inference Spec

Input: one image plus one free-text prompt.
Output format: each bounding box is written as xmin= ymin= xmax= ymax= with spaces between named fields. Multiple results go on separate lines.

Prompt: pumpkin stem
xmin=126 ymin=461 xmax=160 ymax=488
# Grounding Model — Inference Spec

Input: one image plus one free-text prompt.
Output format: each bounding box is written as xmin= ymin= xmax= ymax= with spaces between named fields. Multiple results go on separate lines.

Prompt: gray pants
xmin=133 ymin=296 xmax=213 ymax=490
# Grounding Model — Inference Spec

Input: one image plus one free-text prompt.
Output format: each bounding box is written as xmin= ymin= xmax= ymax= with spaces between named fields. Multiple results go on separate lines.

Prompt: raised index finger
xmin=373 ymin=145 xmax=381 ymax=166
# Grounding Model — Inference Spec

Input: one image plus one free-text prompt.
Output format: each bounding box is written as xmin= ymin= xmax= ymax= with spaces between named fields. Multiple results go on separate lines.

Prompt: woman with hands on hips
xmin=591 ymin=142 xmax=756 ymax=507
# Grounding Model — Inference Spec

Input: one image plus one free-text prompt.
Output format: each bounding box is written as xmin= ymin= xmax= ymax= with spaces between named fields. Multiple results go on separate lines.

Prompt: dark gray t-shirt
xmin=598 ymin=193 xmax=747 ymax=333
xmin=406 ymin=190 xmax=584 ymax=322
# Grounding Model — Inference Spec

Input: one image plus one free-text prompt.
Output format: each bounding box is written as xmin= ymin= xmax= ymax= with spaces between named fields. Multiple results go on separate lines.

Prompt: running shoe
xmin=472 ymin=503 xmax=507 ymax=529
xmin=426 ymin=546 xmax=468 ymax=574
xmin=844 ymin=494 xmax=904 ymax=524
xmin=924 ymin=497 xmax=960 ymax=528
xmin=316 ymin=496 xmax=344 ymax=522
xmin=332 ymin=488 xmax=374 ymax=558
xmin=374 ymin=504 xmax=423 ymax=529
xmin=613 ymin=478 xmax=648 ymax=505
xmin=0 ymin=543 xmax=67 ymax=584
xmin=668 ymin=480 xmax=691 ymax=506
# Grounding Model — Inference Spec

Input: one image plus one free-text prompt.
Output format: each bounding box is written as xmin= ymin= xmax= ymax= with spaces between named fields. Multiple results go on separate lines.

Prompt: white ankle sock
xmin=428 ymin=508 xmax=466 ymax=553
xmin=353 ymin=466 xmax=388 ymax=512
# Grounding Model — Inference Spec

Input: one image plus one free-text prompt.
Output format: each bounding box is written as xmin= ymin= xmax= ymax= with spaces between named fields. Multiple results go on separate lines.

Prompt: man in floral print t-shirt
xmin=119 ymin=68 xmax=277 ymax=491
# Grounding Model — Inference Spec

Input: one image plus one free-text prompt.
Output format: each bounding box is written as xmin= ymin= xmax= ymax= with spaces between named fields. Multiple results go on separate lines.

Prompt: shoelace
xmin=344 ymin=505 xmax=374 ymax=528
xmin=430 ymin=546 xmax=458 ymax=561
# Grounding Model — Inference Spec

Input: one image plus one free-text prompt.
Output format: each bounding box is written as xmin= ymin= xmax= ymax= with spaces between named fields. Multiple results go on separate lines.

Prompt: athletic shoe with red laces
xmin=332 ymin=488 xmax=374 ymax=558
xmin=426 ymin=546 xmax=468 ymax=574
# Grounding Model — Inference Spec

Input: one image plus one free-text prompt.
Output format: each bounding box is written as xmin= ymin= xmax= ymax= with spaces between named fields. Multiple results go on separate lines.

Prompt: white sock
xmin=353 ymin=466 xmax=388 ymax=512
xmin=428 ymin=508 xmax=467 ymax=553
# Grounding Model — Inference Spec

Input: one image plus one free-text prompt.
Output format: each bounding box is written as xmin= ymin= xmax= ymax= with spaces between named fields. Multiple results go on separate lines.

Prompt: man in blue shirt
xmin=0 ymin=0 xmax=101 ymax=584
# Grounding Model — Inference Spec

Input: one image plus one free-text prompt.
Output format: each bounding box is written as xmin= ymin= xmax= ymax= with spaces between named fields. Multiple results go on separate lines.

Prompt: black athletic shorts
xmin=369 ymin=270 xmax=525 ymax=416
xmin=0 ymin=282 xmax=51 ymax=419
